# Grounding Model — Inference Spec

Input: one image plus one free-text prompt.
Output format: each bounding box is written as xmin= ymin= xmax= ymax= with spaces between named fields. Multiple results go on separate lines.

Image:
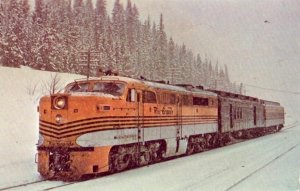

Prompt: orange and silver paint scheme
xmin=37 ymin=76 xmax=218 ymax=179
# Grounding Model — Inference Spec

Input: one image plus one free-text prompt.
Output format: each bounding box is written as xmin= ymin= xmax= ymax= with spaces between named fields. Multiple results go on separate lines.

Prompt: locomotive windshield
xmin=92 ymin=82 xmax=125 ymax=96
xmin=65 ymin=81 xmax=125 ymax=96
xmin=65 ymin=82 xmax=89 ymax=92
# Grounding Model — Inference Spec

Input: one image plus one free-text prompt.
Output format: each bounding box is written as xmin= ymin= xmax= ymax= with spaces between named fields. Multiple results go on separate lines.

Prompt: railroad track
xmin=283 ymin=121 xmax=299 ymax=130
xmin=225 ymin=142 xmax=300 ymax=191
xmin=0 ymin=180 xmax=77 ymax=191
xmin=0 ymin=180 xmax=44 ymax=191
xmin=225 ymin=123 xmax=300 ymax=191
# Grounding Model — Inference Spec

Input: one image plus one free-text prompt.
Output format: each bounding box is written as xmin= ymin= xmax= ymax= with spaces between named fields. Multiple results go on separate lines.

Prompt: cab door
xmin=176 ymin=95 xmax=182 ymax=152
xmin=137 ymin=90 xmax=144 ymax=143
xmin=175 ymin=94 xmax=188 ymax=155
xmin=125 ymin=88 xmax=140 ymax=144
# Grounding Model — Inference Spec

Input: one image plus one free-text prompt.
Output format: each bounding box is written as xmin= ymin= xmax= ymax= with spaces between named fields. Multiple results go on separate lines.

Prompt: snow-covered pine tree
xmin=224 ymin=64 xmax=230 ymax=90
xmin=94 ymin=0 xmax=108 ymax=73
xmin=150 ymin=21 xmax=159 ymax=80
xmin=157 ymin=14 xmax=168 ymax=81
xmin=19 ymin=0 xmax=32 ymax=67
xmin=1 ymin=0 xmax=25 ymax=67
xmin=31 ymin=0 xmax=50 ymax=70
xmin=138 ymin=18 xmax=151 ymax=79
xmin=104 ymin=16 xmax=115 ymax=72
xmin=178 ymin=43 xmax=187 ymax=83
xmin=185 ymin=50 xmax=194 ymax=84
xmin=112 ymin=0 xmax=126 ymax=74
xmin=167 ymin=37 xmax=176 ymax=83
xmin=218 ymin=67 xmax=226 ymax=91
xmin=212 ymin=61 xmax=219 ymax=89
xmin=195 ymin=54 xmax=204 ymax=85
xmin=125 ymin=0 xmax=140 ymax=77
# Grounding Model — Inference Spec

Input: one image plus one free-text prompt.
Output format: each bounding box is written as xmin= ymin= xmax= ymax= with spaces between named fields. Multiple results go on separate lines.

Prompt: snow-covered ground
xmin=0 ymin=66 xmax=299 ymax=191
xmin=0 ymin=66 xmax=82 ymax=189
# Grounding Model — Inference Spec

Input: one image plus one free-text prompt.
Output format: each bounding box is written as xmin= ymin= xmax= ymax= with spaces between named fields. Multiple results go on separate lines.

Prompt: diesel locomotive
xmin=37 ymin=75 xmax=284 ymax=180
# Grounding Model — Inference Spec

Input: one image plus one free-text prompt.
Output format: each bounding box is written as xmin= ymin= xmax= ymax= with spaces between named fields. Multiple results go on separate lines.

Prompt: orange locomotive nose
xmin=37 ymin=80 xmax=126 ymax=179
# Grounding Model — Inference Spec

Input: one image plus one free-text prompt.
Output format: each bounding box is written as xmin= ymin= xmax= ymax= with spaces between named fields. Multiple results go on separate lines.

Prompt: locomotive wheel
xmin=187 ymin=144 xmax=195 ymax=155
xmin=113 ymin=153 xmax=131 ymax=172
xmin=187 ymin=138 xmax=195 ymax=155
xmin=139 ymin=151 xmax=151 ymax=166
xmin=236 ymin=131 xmax=243 ymax=138
xmin=194 ymin=137 xmax=206 ymax=152
xmin=195 ymin=140 xmax=206 ymax=153
xmin=148 ymin=142 xmax=163 ymax=162
xmin=194 ymin=142 xmax=202 ymax=153
xmin=205 ymin=134 xmax=213 ymax=148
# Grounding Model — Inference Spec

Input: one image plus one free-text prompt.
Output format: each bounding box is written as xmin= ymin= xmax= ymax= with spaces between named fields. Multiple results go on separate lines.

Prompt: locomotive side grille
xmin=39 ymin=115 xmax=217 ymax=139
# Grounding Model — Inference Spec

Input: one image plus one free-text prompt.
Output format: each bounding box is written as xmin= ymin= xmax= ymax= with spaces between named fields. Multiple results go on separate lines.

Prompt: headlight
xmin=55 ymin=114 xmax=63 ymax=124
xmin=53 ymin=96 xmax=67 ymax=110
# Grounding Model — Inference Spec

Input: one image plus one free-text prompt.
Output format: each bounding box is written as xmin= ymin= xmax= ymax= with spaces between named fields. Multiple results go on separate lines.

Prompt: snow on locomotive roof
xmin=208 ymin=89 xmax=259 ymax=102
xmin=73 ymin=76 xmax=141 ymax=83
xmin=72 ymin=76 xmax=217 ymax=96
xmin=142 ymin=80 xmax=217 ymax=96
xmin=260 ymin=99 xmax=281 ymax=106
xmin=70 ymin=92 xmax=119 ymax=99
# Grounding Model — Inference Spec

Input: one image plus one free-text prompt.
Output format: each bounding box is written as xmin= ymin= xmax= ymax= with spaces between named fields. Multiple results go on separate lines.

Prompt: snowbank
xmin=0 ymin=66 xmax=82 ymax=188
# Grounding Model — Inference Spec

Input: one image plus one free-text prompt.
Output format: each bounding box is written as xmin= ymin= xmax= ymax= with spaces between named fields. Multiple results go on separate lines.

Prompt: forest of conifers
xmin=0 ymin=0 xmax=240 ymax=93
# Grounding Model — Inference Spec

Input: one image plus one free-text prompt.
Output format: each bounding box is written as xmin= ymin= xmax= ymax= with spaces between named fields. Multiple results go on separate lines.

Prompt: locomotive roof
xmin=73 ymin=76 xmax=217 ymax=97
xmin=142 ymin=81 xmax=217 ymax=96
xmin=260 ymin=99 xmax=281 ymax=106
xmin=207 ymin=89 xmax=259 ymax=102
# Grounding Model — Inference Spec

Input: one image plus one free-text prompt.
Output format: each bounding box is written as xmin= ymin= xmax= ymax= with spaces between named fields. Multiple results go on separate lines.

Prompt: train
xmin=36 ymin=75 xmax=284 ymax=180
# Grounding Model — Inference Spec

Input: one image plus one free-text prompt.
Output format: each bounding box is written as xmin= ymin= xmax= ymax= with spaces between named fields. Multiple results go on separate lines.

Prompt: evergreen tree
xmin=105 ymin=16 xmax=115 ymax=71
xmin=167 ymin=37 xmax=176 ymax=83
xmin=138 ymin=18 xmax=151 ymax=79
xmin=178 ymin=43 xmax=187 ymax=83
xmin=157 ymin=14 xmax=168 ymax=80
xmin=94 ymin=0 xmax=108 ymax=74
xmin=0 ymin=0 xmax=239 ymax=93
xmin=32 ymin=0 xmax=45 ymax=24
xmin=112 ymin=0 xmax=126 ymax=73
xmin=195 ymin=54 xmax=204 ymax=84
xmin=1 ymin=0 xmax=25 ymax=67
xmin=150 ymin=21 xmax=159 ymax=79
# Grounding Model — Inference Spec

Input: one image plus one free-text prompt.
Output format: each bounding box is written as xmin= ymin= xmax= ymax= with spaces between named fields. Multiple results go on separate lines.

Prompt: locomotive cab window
xmin=143 ymin=91 xmax=157 ymax=103
xmin=65 ymin=82 xmax=89 ymax=92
